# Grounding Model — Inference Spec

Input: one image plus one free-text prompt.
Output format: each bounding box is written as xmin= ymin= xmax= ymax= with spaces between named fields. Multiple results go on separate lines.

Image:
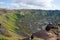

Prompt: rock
xmin=0 ymin=24 xmax=6 ymax=34
xmin=32 ymin=30 xmax=57 ymax=40
xmin=22 ymin=37 xmax=30 ymax=40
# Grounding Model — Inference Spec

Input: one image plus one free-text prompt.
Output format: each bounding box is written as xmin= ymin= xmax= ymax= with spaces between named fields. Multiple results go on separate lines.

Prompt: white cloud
xmin=10 ymin=3 xmax=20 ymax=8
xmin=10 ymin=2 xmax=44 ymax=9
xmin=1 ymin=0 xmax=58 ymax=10
xmin=10 ymin=0 xmax=56 ymax=10
xmin=0 ymin=2 xmax=5 ymax=4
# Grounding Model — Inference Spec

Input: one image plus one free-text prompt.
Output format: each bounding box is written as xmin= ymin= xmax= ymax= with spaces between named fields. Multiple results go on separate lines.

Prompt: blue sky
xmin=0 ymin=0 xmax=60 ymax=10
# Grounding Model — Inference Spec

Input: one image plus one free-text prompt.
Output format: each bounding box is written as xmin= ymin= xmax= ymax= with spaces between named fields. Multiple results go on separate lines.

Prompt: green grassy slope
xmin=0 ymin=12 xmax=25 ymax=40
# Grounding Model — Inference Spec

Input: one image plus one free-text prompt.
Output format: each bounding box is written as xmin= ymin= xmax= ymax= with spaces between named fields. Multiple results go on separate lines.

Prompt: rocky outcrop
xmin=32 ymin=30 xmax=57 ymax=40
xmin=57 ymin=25 xmax=60 ymax=40
xmin=0 ymin=24 xmax=6 ymax=34
xmin=31 ymin=24 xmax=58 ymax=40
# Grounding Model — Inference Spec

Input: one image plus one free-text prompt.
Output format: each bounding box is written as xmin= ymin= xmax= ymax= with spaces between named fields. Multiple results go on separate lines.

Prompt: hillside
xmin=0 ymin=9 xmax=59 ymax=40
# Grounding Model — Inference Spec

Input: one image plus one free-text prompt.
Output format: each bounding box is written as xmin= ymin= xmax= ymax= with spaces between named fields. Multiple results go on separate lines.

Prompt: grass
xmin=0 ymin=13 xmax=25 ymax=40
xmin=0 ymin=35 xmax=7 ymax=40
xmin=0 ymin=12 xmax=41 ymax=40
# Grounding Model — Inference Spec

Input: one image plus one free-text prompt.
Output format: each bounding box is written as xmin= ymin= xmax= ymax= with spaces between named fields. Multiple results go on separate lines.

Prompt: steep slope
xmin=0 ymin=9 xmax=59 ymax=40
xmin=0 ymin=12 xmax=25 ymax=40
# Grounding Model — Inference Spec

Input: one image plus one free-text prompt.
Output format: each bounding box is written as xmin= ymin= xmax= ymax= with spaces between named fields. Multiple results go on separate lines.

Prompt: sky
xmin=0 ymin=0 xmax=60 ymax=10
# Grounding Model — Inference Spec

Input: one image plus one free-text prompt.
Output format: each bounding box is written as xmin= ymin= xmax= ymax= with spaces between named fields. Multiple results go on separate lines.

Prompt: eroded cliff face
xmin=57 ymin=25 xmax=60 ymax=40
